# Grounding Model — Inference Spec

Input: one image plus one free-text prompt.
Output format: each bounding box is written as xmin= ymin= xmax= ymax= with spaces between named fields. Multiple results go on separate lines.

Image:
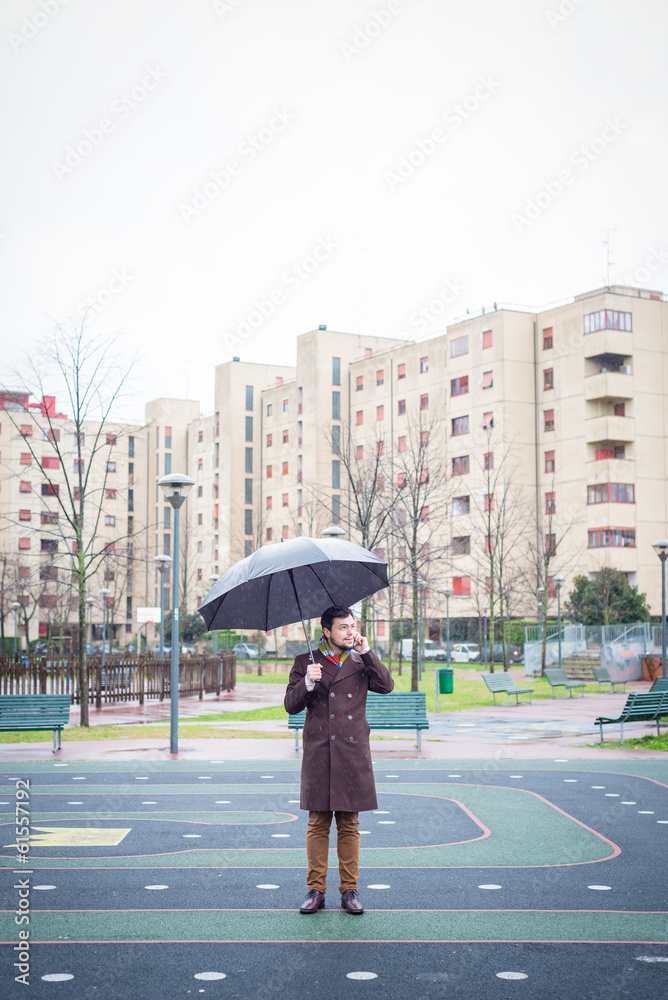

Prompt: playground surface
xmin=1 ymin=756 xmax=667 ymax=998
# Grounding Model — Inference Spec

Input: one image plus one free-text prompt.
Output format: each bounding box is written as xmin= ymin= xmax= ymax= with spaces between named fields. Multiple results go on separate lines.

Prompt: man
xmin=284 ymin=605 xmax=394 ymax=915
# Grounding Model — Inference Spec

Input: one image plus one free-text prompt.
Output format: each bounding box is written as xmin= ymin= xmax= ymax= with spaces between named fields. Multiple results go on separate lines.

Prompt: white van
xmin=450 ymin=643 xmax=481 ymax=663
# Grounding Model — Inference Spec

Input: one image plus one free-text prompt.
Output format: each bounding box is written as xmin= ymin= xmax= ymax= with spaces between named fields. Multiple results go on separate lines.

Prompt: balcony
xmin=587 ymin=545 xmax=637 ymax=574
xmin=586 ymin=458 xmax=635 ymax=484
xmin=585 ymin=415 xmax=634 ymax=444
xmin=584 ymin=371 xmax=634 ymax=401
xmin=584 ymin=329 xmax=632 ymax=359
xmin=587 ymin=504 xmax=637 ymax=529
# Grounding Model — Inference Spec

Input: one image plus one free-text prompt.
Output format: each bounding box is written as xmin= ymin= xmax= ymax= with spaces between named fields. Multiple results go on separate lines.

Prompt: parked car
xmin=398 ymin=639 xmax=447 ymax=660
xmin=150 ymin=644 xmax=197 ymax=655
xmin=233 ymin=641 xmax=259 ymax=659
xmin=492 ymin=643 xmax=524 ymax=664
xmin=450 ymin=643 xmax=481 ymax=663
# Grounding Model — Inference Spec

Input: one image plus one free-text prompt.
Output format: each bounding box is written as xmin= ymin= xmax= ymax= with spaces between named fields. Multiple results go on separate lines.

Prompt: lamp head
xmin=11 ymin=601 xmax=21 ymax=609
xmin=652 ymin=539 xmax=668 ymax=558
xmin=442 ymin=586 xmax=454 ymax=597
xmin=85 ymin=596 xmax=96 ymax=606
xmin=208 ymin=574 xmax=220 ymax=582
xmin=158 ymin=473 xmax=195 ymax=510
xmin=99 ymin=588 xmax=110 ymax=597
xmin=154 ymin=554 xmax=172 ymax=574
xmin=553 ymin=574 xmax=565 ymax=585
xmin=321 ymin=525 xmax=346 ymax=539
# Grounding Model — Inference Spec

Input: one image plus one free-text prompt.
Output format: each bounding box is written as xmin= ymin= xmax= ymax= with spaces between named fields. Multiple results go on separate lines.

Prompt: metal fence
xmin=0 ymin=654 xmax=236 ymax=704
xmin=523 ymin=623 xmax=662 ymax=678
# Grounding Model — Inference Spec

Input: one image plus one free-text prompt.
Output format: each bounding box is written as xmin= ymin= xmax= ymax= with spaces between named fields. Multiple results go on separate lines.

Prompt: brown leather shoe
xmin=299 ymin=889 xmax=325 ymax=913
xmin=341 ymin=889 xmax=364 ymax=914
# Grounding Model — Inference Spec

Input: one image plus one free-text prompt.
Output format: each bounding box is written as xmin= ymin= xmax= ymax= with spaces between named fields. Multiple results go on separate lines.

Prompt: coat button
xmin=347 ymin=715 xmax=353 ymax=720
xmin=330 ymin=735 xmax=336 ymax=740
xmin=347 ymin=693 xmax=352 ymax=698
xmin=349 ymin=737 xmax=354 ymax=742
xmin=330 ymin=692 xmax=335 ymax=698
xmin=330 ymin=713 xmax=335 ymax=719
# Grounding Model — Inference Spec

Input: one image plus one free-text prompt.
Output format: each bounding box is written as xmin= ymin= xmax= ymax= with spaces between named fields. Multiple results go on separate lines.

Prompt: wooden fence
xmin=0 ymin=654 xmax=236 ymax=706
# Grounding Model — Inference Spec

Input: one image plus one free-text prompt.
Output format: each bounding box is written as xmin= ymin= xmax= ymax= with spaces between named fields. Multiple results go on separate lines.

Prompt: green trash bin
xmin=438 ymin=667 xmax=453 ymax=694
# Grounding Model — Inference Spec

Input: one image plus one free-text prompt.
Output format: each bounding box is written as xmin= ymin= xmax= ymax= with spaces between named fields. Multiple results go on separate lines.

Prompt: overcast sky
xmin=1 ymin=0 xmax=666 ymax=422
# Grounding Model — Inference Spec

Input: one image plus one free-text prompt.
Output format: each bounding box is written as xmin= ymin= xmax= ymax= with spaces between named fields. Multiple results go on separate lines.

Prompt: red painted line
xmin=5 ymin=938 xmax=667 ymax=945
xmin=7 ymin=907 xmax=665 ymax=915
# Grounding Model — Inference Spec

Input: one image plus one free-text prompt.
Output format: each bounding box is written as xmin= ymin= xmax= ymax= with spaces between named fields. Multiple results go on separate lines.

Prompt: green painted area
xmin=0 ymin=784 xmax=614 ymax=869
xmin=2 ymin=810 xmax=294 ymax=826
xmin=6 ymin=909 xmax=665 ymax=943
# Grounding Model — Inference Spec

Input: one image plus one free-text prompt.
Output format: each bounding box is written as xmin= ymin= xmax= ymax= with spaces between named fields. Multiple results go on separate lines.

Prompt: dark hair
xmin=321 ymin=605 xmax=354 ymax=633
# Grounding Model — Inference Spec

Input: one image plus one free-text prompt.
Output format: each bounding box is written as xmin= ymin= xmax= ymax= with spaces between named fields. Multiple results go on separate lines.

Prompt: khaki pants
xmin=306 ymin=810 xmax=360 ymax=894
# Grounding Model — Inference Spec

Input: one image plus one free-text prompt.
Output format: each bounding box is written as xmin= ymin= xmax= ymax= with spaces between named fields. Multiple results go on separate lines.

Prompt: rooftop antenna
xmin=597 ymin=227 xmax=617 ymax=287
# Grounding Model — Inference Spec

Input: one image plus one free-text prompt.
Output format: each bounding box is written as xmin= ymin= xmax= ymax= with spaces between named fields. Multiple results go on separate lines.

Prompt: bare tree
xmin=0 ymin=319 xmax=136 ymax=725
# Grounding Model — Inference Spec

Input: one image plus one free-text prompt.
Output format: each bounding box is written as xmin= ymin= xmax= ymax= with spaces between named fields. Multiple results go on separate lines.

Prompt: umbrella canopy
xmin=197 ymin=536 xmax=388 ymax=632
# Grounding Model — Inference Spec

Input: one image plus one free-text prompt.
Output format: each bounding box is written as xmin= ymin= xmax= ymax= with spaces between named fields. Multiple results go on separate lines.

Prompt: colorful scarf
xmin=318 ymin=635 xmax=351 ymax=668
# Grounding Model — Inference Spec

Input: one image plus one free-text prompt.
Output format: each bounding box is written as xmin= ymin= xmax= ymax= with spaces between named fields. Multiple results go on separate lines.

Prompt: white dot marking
xmin=564 ymin=779 xmax=578 ymax=782
xmin=496 ymin=972 xmax=528 ymax=980
xmin=657 ymin=820 xmax=668 ymax=824
xmin=182 ymin=834 xmax=202 ymax=838
xmin=135 ymin=777 xmax=149 ymax=780
xmin=374 ymin=810 xmax=390 ymax=814
xmin=636 ymin=956 xmax=668 ymax=962
xmin=360 ymin=831 xmax=371 ymax=835
xmin=215 ymin=800 xmax=231 ymax=804
xmin=605 ymin=794 xmax=620 ymax=797
xmin=194 ymin=972 xmax=227 ymax=980
xmin=367 ymin=884 xmax=390 ymax=889
xmin=145 ymin=885 xmax=169 ymax=890
xmin=272 ymin=833 xmax=290 ymax=838
xmin=72 ymin=777 xmax=86 ymax=780
xmin=479 ymin=884 xmax=502 ymax=890
xmin=385 ymin=775 xmax=399 ymax=778
xmin=638 ymin=811 xmax=655 ymax=814
xmin=621 ymin=801 xmax=636 ymax=805
xmin=142 ymin=801 xmax=158 ymax=805
xmin=261 ymin=775 xmax=274 ymax=779
xmin=378 ymin=820 xmax=395 ymax=824
xmin=588 ymin=885 xmax=612 ymax=891
xmin=347 ymin=972 xmax=378 ymax=980
xmin=198 ymin=776 xmax=212 ymax=779
xmin=448 ymin=774 xmax=462 ymax=778
xmin=42 ymin=974 xmax=74 ymax=982
xmin=33 ymin=885 xmax=56 ymax=890
xmin=509 ymin=775 xmax=523 ymax=779
xmin=257 ymin=884 xmax=279 ymax=889
xmin=553 ymin=758 xmax=568 ymax=762
xmin=288 ymin=800 xmax=300 ymax=803
xmin=67 ymin=801 xmax=83 ymax=805
xmin=591 ymin=785 xmax=605 ymax=789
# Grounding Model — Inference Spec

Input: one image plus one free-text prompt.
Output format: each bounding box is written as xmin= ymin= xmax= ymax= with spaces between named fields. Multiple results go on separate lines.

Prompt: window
xmin=266 ymin=403 xmax=273 ymax=417
xmin=544 ymin=368 xmax=554 ymax=390
xmin=282 ymin=525 xmax=289 ymax=540
xmin=356 ymin=375 xmax=363 ymax=391
xmin=164 ymin=506 xmax=171 ymax=528
xmin=613 ymin=402 xmax=625 ymax=417
xmin=164 ymin=453 xmax=172 ymax=475
xmin=244 ymin=510 xmax=252 ymax=535
xmin=420 ymin=356 xmax=429 ymax=373
xmin=41 ymin=539 xmax=58 ymax=552
xmin=588 ymin=483 xmax=635 ymax=504
xmin=164 ymin=426 xmax=172 ymax=449
xmin=584 ymin=310 xmax=632 ymax=334
xmin=244 ymin=540 xmax=253 ymax=557
xmin=106 ymin=460 xmax=116 ymax=472
xmin=197 ymin=485 xmax=203 ymax=498
xmin=103 ymin=513 xmax=116 ymax=528
xmin=156 ymin=427 xmax=160 ymax=448
xmin=452 ymin=416 xmax=469 ymax=436
xmin=450 ymin=335 xmax=469 ymax=358
xmin=282 ymin=461 xmax=289 ymax=475
xmin=376 ymin=369 xmax=384 ymax=385
xmin=73 ymin=459 xmax=84 ymax=473
xmin=44 ymin=427 xmax=60 ymax=442
xmin=332 ymin=495 xmax=341 ymax=523
xmin=545 ymin=450 xmax=555 ymax=473
xmin=332 ymin=357 xmax=341 ymax=385
xmin=245 ymin=385 xmax=254 ymax=410
xmin=545 ymin=533 xmax=556 ymax=556
xmin=588 ymin=528 xmax=636 ymax=548
xmin=265 ymin=527 xmax=273 ymax=541
xmin=398 ymin=399 xmax=406 ymax=416
xmin=164 ymin=533 xmax=171 ymax=554
xmin=41 ymin=511 xmax=58 ymax=524
xmin=39 ymin=566 xmax=56 ymax=581
xmin=398 ymin=435 xmax=406 ymax=452
xmin=282 ymin=429 xmax=289 ymax=444
xmin=332 ymin=425 xmax=341 ymax=453
xmin=396 ymin=472 xmax=407 ymax=488
xmin=451 ymin=376 xmax=469 ymax=397
xmin=245 ymin=447 xmax=253 ymax=473
xmin=282 ymin=398 xmax=289 ymax=412
xmin=42 ymin=483 xmax=58 ymax=496
xmin=397 ymin=362 xmax=406 ymax=379
xmin=332 ymin=391 xmax=340 ymax=420
xmin=245 ymin=479 xmax=253 ymax=504
xmin=19 ymin=537 xmax=31 ymax=550
xmin=420 ymin=394 xmax=429 ymax=410
xmin=376 ymin=404 xmax=384 ymax=421
xmin=543 ymin=327 xmax=553 ymax=350
xmin=482 ymin=412 xmax=493 ymax=429
xmin=596 ymin=445 xmax=626 ymax=460
xmin=544 ymin=409 xmax=555 ymax=432
xmin=245 ymin=416 xmax=253 ymax=442
xmin=356 ymin=445 xmax=364 ymax=461
xmin=420 ymin=430 xmax=429 ymax=447
xmin=452 ymin=495 xmax=470 ymax=515
xmin=197 ymin=430 xmax=203 ymax=444
xmin=482 ymin=329 xmax=493 ymax=349
xmin=452 ymin=536 xmax=470 ymax=555
xmin=485 ymin=493 xmax=494 ymax=512
xmin=19 ymin=509 xmax=31 ymax=521
xmin=20 ymin=424 xmax=32 ymax=436
xmin=106 ymin=433 xmax=117 ymax=445
xmin=484 ymin=535 xmax=496 ymax=554
xmin=266 ymin=465 xmax=273 ymax=479
xmin=452 ymin=576 xmax=471 ymax=595
xmin=20 ymin=453 xmax=32 ymax=465
xmin=266 ymin=496 xmax=273 ymax=511
xmin=452 ymin=455 xmax=469 ymax=476
xmin=279 ymin=493 xmax=287 ymax=508
xmin=356 ymin=410 xmax=363 ymax=426
xmin=545 ymin=492 xmax=556 ymax=514
xmin=484 ymin=452 xmax=494 ymax=470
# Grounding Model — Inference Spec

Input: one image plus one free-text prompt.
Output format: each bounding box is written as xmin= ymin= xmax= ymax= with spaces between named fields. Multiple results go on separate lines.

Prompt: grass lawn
xmin=0 ymin=724 xmax=291 ymax=744
xmin=587 ymin=731 xmax=668 ymax=752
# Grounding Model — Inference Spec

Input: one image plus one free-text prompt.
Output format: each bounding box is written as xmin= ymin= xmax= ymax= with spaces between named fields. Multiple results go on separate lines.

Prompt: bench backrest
xmin=649 ymin=677 xmax=668 ymax=693
xmin=618 ymin=691 xmax=668 ymax=718
xmin=592 ymin=666 xmax=612 ymax=682
xmin=544 ymin=668 xmax=571 ymax=684
xmin=0 ymin=695 xmax=71 ymax=722
xmin=482 ymin=673 xmax=517 ymax=691
xmin=288 ymin=691 xmax=427 ymax=725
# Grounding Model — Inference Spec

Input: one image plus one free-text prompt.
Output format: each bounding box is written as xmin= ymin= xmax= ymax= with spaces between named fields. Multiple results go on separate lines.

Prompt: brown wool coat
xmin=284 ymin=647 xmax=394 ymax=813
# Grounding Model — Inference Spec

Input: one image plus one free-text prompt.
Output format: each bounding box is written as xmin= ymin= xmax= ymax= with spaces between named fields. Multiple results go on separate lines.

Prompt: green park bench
xmin=650 ymin=677 xmax=668 ymax=693
xmin=481 ymin=672 xmax=533 ymax=705
xmin=544 ymin=668 xmax=586 ymax=698
xmin=595 ymin=691 xmax=668 ymax=744
xmin=0 ymin=695 xmax=71 ymax=752
xmin=287 ymin=691 xmax=429 ymax=751
xmin=593 ymin=666 xmax=627 ymax=693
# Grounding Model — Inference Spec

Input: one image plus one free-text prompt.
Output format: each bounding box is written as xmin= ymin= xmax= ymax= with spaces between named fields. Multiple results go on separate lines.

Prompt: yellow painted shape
xmin=6 ymin=826 xmax=131 ymax=847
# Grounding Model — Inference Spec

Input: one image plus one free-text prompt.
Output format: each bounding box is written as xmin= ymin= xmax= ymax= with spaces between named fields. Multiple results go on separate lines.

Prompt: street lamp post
xmin=99 ymin=589 xmax=110 ymax=668
xmin=208 ymin=574 xmax=220 ymax=657
xmin=553 ymin=575 xmax=565 ymax=671
xmin=437 ymin=586 xmax=453 ymax=712
xmin=155 ymin=555 xmax=172 ymax=661
xmin=652 ymin=540 xmax=668 ymax=679
xmin=11 ymin=601 xmax=21 ymax=656
xmin=158 ymin=473 xmax=195 ymax=755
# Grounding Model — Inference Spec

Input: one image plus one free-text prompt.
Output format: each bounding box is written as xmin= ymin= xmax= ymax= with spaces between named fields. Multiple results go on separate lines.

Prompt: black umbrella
xmin=197 ymin=536 xmax=388 ymax=660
